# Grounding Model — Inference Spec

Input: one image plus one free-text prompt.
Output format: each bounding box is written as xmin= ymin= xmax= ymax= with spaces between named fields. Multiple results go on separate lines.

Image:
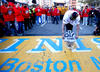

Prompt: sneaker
xmin=70 ymin=46 xmax=74 ymax=50
xmin=66 ymin=44 xmax=72 ymax=49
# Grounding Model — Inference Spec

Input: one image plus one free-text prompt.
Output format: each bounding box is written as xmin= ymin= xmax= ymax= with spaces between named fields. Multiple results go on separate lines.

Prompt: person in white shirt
xmin=62 ymin=10 xmax=80 ymax=48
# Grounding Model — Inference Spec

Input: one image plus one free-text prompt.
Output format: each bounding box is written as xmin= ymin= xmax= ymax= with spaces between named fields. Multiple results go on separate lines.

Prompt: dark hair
xmin=72 ymin=12 xmax=78 ymax=19
xmin=86 ymin=6 xmax=88 ymax=7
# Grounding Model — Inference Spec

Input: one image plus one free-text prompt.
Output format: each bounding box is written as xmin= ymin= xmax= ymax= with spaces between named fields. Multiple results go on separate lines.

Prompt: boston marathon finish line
xmin=0 ymin=36 xmax=100 ymax=72
xmin=0 ymin=56 xmax=100 ymax=72
xmin=0 ymin=38 xmax=99 ymax=53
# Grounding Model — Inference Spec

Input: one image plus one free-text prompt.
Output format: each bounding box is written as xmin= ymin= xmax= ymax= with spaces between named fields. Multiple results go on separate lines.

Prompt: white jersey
xmin=63 ymin=10 xmax=80 ymax=26
xmin=64 ymin=30 xmax=76 ymax=42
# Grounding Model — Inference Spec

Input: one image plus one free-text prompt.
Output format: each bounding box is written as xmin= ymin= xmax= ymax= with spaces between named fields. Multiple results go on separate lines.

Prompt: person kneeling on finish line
xmin=62 ymin=10 xmax=80 ymax=49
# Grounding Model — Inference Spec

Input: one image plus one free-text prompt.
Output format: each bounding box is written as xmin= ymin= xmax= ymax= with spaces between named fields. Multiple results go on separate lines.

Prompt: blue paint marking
xmin=31 ymin=61 xmax=44 ymax=72
xmin=90 ymin=56 xmax=100 ymax=70
xmin=0 ymin=38 xmax=29 ymax=53
xmin=46 ymin=58 xmax=53 ymax=72
xmin=54 ymin=61 xmax=67 ymax=72
xmin=75 ymin=38 xmax=92 ymax=52
xmin=30 ymin=38 xmax=62 ymax=52
xmin=15 ymin=61 xmax=31 ymax=72
xmin=31 ymin=39 xmax=46 ymax=52
xmin=69 ymin=60 xmax=82 ymax=72
xmin=92 ymin=38 xmax=100 ymax=47
xmin=0 ymin=58 xmax=19 ymax=72
xmin=93 ymin=38 xmax=100 ymax=43
xmin=0 ymin=39 xmax=8 ymax=43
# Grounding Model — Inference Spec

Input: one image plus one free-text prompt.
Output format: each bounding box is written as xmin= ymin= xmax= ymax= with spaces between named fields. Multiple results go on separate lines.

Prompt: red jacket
xmin=79 ymin=11 xmax=83 ymax=18
xmin=1 ymin=5 xmax=10 ymax=22
xmin=46 ymin=9 xmax=51 ymax=16
xmin=82 ymin=9 xmax=90 ymax=17
xmin=35 ymin=7 xmax=42 ymax=16
xmin=22 ymin=7 xmax=30 ymax=19
xmin=54 ymin=8 xmax=58 ymax=16
xmin=8 ymin=8 xmax=15 ymax=21
xmin=56 ymin=9 xmax=60 ymax=16
xmin=51 ymin=9 xmax=54 ymax=16
xmin=8 ymin=2 xmax=15 ymax=7
xmin=73 ymin=9 xmax=79 ymax=13
xmin=14 ymin=7 xmax=24 ymax=22
xmin=0 ymin=19 xmax=5 ymax=26
xmin=41 ymin=8 xmax=46 ymax=14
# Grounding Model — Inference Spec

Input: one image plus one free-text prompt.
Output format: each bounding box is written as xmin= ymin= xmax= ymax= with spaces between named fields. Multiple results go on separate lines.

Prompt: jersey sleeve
xmin=75 ymin=15 xmax=80 ymax=25
xmin=63 ymin=11 xmax=69 ymax=24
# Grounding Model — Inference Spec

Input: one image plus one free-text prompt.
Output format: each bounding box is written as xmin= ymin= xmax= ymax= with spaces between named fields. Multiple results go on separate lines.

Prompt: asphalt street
xmin=24 ymin=20 xmax=95 ymax=36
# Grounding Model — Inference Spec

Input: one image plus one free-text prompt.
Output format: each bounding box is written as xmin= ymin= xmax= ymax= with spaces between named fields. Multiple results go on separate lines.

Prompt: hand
xmin=75 ymin=36 xmax=78 ymax=39
xmin=62 ymin=34 xmax=64 ymax=39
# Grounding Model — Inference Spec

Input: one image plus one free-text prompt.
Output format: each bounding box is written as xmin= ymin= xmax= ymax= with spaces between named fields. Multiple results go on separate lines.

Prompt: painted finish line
xmin=0 ymin=36 xmax=100 ymax=72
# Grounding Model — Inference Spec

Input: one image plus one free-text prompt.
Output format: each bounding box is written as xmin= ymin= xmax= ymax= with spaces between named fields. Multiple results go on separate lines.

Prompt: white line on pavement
xmin=80 ymin=27 xmax=82 ymax=30
xmin=41 ymin=22 xmax=47 ymax=27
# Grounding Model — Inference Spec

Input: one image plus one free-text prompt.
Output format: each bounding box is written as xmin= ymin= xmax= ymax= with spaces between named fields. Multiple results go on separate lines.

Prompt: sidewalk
xmin=0 ymin=36 xmax=100 ymax=72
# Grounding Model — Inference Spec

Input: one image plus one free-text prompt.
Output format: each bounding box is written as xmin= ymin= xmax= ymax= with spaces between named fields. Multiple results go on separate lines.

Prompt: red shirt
xmin=54 ymin=8 xmax=58 ymax=16
xmin=46 ymin=9 xmax=51 ymax=16
xmin=22 ymin=7 xmax=30 ymax=19
xmin=8 ymin=2 xmax=15 ymax=7
xmin=14 ymin=7 xmax=24 ymax=22
xmin=0 ymin=19 xmax=5 ymax=25
xmin=8 ymin=8 xmax=15 ymax=21
xmin=51 ymin=9 xmax=54 ymax=16
xmin=82 ymin=8 xmax=90 ymax=17
xmin=56 ymin=9 xmax=60 ymax=16
xmin=35 ymin=7 xmax=42 ymax=16
xmin=79 ymin=11 xmax=83 ymax=18
xmin=73 ymin=9 xmax=79 ymax=13
xmin=1 ymin=5 xmax=10 ymax=22
xmin=41 ymin=8 xmax=46 ymax=14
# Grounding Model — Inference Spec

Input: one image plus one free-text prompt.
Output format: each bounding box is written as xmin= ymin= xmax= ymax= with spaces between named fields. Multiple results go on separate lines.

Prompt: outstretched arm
xmin=62 ymin=23 xmax=65 ymax=39
xmin=76 ymin=24 xmax=80 ymax=39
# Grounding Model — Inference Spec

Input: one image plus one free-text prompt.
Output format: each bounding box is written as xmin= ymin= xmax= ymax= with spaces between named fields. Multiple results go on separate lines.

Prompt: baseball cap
xmin=70 ymin=12 xmax=78 ymax=20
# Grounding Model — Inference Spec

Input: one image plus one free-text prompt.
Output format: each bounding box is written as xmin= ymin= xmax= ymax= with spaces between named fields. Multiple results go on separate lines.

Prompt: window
xmin=72 ymin=2 xmax=76 ymax=4
xmin=72 ymin=0 xmax=76 ymax=1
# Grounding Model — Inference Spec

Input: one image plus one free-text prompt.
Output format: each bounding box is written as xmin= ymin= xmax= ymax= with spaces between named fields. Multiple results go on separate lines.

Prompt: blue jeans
xmin=18 ymin=22 xmax=23 ymax=33
xmin=2 ymin=0 xmax=7 ymax=3
xmin=36 ymin=16 xmax=42 ymax=25
xmin=53 ymin=16 xmax=58 ymax=24
xmin=89 ymin=16 xmax=97 ymax=26
xmin=5 ymin=22 xmax=11 ymax=35
xmin=47 ymin=16 xmax=51 ymax=23
xmin=57 ymin=16 xmax=59 ymax=21
xmin=83 ymin=17 xmax=88 ymax=25
xmin=5 ymin=22 xmax=10 ymax=30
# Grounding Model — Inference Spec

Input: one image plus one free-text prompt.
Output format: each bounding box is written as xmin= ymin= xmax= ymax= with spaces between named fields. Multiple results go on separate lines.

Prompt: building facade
xmin=36 ymin=0 xmax=53 ymax=7
xmin=90 ymin=1 xmax=100 ymax=8
xmin=69 ymin=0 xmax=77 ymax=8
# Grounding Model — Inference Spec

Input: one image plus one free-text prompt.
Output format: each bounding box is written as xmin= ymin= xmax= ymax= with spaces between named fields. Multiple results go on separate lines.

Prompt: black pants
xmin=65 ymin=23 xmax=73 ymax=31
xmin=53 ymin=16 xmax=58 ymax=24
xmin=30 ymin=17 xmax=33 ymax=27
xmin=0 ymin=23 xmax=5 ymax=37
xmin=10 ymin=21 xmax=17 ymax=34
xmin=60 ymin=15 xmax=64 ymax=20
xmin=30 ymin=14 xmax=35 ymax=26
xmin=24 ymin=18 xmax=30 ymax=30
xmin=10 ymin=21 xmax=16 ymax=30
xmin=33 ymin=13 xmax=36 ymax=24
